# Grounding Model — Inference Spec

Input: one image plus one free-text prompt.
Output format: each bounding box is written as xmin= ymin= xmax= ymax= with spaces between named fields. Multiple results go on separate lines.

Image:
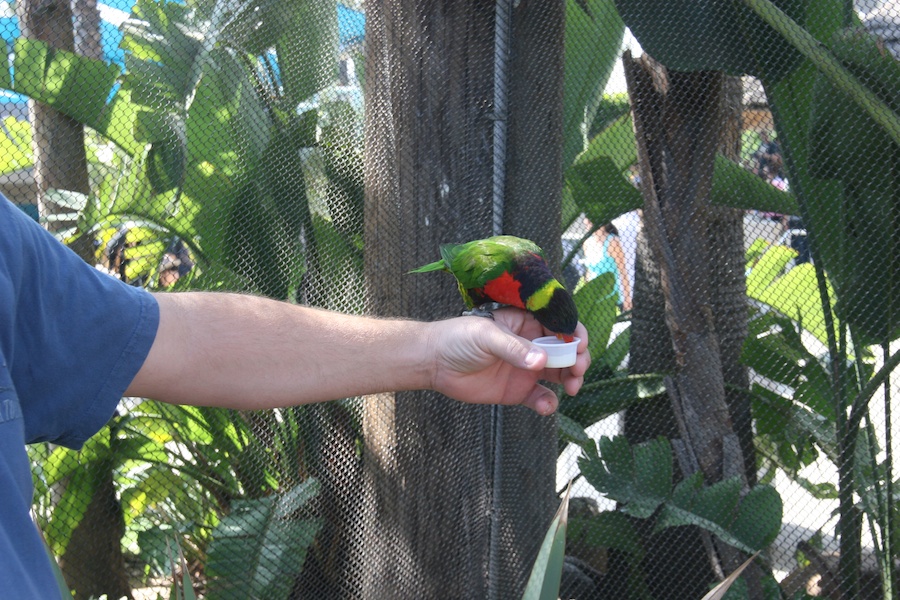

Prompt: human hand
xmin=426 ymin=308 xmax=590 ymax=415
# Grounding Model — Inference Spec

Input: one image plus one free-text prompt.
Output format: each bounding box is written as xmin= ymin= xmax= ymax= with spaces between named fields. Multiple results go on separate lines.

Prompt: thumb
xmin=484 ymin=327 xmax=546 ymax=371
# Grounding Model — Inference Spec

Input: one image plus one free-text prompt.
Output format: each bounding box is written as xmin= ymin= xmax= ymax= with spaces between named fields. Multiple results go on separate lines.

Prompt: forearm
xmin=126 ymin=292 xmax=434 ymax=409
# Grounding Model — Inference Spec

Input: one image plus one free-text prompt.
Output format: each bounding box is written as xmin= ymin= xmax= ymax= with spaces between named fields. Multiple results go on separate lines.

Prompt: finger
xmin=561 ymin=372 xmax=585 ymax=397
xmin=519 ymin=383 xmax=558 ymax=415
xmin=574 ymin=321 xmax=589 ymax=351
xmin=481 ymin=324 xmax=547 ymax=371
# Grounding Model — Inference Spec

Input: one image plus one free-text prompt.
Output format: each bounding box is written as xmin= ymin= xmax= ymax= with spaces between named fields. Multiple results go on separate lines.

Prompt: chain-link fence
xmin=3 ymin=0 xmax=899 ymax=598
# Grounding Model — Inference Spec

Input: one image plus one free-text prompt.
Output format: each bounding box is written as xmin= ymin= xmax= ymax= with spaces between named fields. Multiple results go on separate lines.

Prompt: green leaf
xmin=746 ymin=0 xmax=900 ymax=147
xmin=580 ymin=437 xmax=783 ymax=554
xmin=579 ymin=436 xmax=672 ymax=518
xmin=563 ymin=0 xmax=626 ymax=168
xmin=616 ymin=0 xmax=806 ymax=81
xmin=574 ymin=273 xmax=618 ymax=358
xmin=206 ymin=479 xmax=323 ymax=600
xmin=741 ymin=313 xmax=806 ymax=386
xmin=599 ymin=321 xmax=631 ymax=373
xmin=0 ymin=116 xmax=33 ymax=175
xmin=729 ymin=485 xmax=785 ymax=550
xmin=558 ymin=413 xmax=593 ymax=452
xmin=563 ymin=111 xmax=637 ymax=229
xmin=567 ymin=155 xmax=643 ymax=232
xmin=278 ymin=0 xmax=339 ymax=106
xmin=710 ymin=155 xmax=798 ymax=214
xmin=522 ymin=482 xmax=572 ymax=600
xmin=576 ymin=112 xmax=636 ymax=171
xmin=657 ymin=478 xmax=782 ymax=554
xmin=7 ymin=37 xmax=142 ymax=155
xmin=561 ymin=373 xmax=665 ymax=429
xmin=12 ymin=37 xmax=121 ymax=126
xmin=0 ymin=51 xmax=10 ymax=90
xmin=746 ymin=245 xmax=795 ymax=299
xmin=568 ymin=510 xmax=644 ymax=559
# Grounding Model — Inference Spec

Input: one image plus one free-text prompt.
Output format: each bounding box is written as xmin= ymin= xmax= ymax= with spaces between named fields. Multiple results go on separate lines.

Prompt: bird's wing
xmin=447 ymin=238 xmax=520 ymax=290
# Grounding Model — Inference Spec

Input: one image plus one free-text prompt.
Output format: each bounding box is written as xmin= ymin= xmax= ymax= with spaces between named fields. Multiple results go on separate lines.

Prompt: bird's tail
xmin=408 ymin=259 xmax=447 ymax=274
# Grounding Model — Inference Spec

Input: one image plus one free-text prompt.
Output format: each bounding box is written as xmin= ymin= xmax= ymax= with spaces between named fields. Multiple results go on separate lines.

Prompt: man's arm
xmin=126 ymin=292 xmax=590 ymax=415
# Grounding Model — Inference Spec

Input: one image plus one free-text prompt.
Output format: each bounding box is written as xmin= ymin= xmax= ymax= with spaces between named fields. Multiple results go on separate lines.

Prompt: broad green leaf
xmin=579 ymin=436 xmax=672 ymax=518
xmin=762 ymin=1 xmax=844 ymax=349
xmin=746 ymin=244 xmax=794 ymax=299
xmin=561 ymin=373 xmax=665 ymax=429
xmin=574 ymin=112 xmax=636 ymax=172
xmin=0 ymin=53 xmax=10 ymax=89
xmin=747 ymin=0 xmax=900 ymax=147
xmin=599 ymin=321 xmax=630 ymax=373
xmin=567 ymin=155 xmax=642 ymax=231
xmin=728 ymin=485 xmax=784 ymax=551
xmin=8 ymin=37 xmax=141 ymax=155
xmin=522 ymin=482 xmax=572 ymax=600
xmin=568 ymin=511 xmax=644 ymax=559
xmin=805 ymin=26 xmax=900 ymax=344
xmin=615 ymin=0 xmax=806 ymax=81
xmin=206 ymin=479 xmax=323 ymax=600
xmin=563 ymin=0 xmax=625 ymax=168
xmin=12 ymin=38 xmax=121 ymax=126
xmin=580 ymin=437 xmax=784 ymax=555
xmin=574 ymin=273 xmax=618 ymax=358
xmin=751 ymin=260 xmax=835 ymax=347
xmin=749 ymin=385 xmax=838 ymax=463
xmin=121 ymin=466 xmax=188 ymax=525
xmin=47 ymin=467 xmax=97 ymax=557
xmin=741 ymin=314 xmax=806 ymax=385
xmin=558 ymin=413 xmax=593 ymax=452
xmin=0 ymin=116 xmax=33 ymax=175
xmin=657 ymin=477 xmax=782 ymax=554
xmin=758 ymin=258 xmax=828 ymax=328
xmin=745 ymin=238 xmax=770 ymax=266
xmin=710 ymin=155 xmax=798 ymax=214
xmin=278 ymin=0 xmax=339 ymax=107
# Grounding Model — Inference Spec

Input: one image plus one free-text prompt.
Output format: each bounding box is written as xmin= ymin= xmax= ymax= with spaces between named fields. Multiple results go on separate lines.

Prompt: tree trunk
xmin=354 ymin=1 xmax=564 ymax=596
xmin=60 ymin=464 xmax=132 ymax=600
xmin=355 ymin=1 xmax=497 ymax=597
xmin=17 ymin=0 xmax=92 ymax=254
xmin=20 ymin=2 xmax=130 ymax=596
xmin=494 ymin=0 xmax=565 ymax=594
xmin=621 ymin=53 xmax=760 ymax=598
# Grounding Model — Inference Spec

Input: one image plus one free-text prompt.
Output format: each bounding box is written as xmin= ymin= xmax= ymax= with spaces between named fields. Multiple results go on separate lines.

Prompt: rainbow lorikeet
xmin=410 ymin=235 xmax=579 ymax=341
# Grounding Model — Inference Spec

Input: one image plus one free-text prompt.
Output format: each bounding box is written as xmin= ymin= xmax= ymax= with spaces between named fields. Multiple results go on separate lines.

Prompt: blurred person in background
xmin=584 ymin=221 xmax=632 ymax=311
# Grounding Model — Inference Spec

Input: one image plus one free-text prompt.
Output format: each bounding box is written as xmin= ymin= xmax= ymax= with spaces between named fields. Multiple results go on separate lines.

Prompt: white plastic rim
xmin=532 ymin=336 xmax=580 ymax=368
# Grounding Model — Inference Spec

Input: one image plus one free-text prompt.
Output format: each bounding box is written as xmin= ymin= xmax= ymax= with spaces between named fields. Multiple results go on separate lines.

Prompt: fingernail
xmin=538 ymin=396 xmax=556 ymax=416
xmin=525 ymin=347 xmax=544 ymax=368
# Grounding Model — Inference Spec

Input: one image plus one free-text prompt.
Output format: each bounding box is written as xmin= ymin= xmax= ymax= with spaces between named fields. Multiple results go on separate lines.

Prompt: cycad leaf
xmin=206 ymin=479 xmax=323 ymax=600
xmin=521 ymin=481 xmax=572 ymax=600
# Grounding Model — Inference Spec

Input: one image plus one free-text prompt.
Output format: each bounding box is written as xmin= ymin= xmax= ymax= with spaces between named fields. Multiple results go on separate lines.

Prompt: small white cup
xmin=532 ymin=336 xmax=580 ymax=368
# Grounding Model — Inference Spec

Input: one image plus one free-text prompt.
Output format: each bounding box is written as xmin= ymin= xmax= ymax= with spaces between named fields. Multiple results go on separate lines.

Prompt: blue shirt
xmin=0 ymin=197 xmax=159 ymax=598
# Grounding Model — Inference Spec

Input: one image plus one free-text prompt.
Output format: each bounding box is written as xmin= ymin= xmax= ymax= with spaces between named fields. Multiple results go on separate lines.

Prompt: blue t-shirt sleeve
xmin=1 ymin=198 xmax=159 ymax=448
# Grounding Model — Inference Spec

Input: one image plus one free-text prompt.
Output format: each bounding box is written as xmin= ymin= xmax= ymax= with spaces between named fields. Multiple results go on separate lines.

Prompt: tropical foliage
xmin=9 ymin=0 xmax=363 ymax=594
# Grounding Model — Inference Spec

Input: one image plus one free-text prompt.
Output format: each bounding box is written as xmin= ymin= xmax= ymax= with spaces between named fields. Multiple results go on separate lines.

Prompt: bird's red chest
xmin=481 ymin=271 xmax=525 ymax=308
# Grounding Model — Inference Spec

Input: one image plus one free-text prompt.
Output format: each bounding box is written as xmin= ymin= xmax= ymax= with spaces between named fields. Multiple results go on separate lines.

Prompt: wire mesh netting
xmin=2 ymin=0 xmax=899 ymax=598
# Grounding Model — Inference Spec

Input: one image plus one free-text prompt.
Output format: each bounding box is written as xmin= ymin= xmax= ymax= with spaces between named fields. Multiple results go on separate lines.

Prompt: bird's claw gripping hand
xmin=461 ymin=304 xmax=501 ymax=320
